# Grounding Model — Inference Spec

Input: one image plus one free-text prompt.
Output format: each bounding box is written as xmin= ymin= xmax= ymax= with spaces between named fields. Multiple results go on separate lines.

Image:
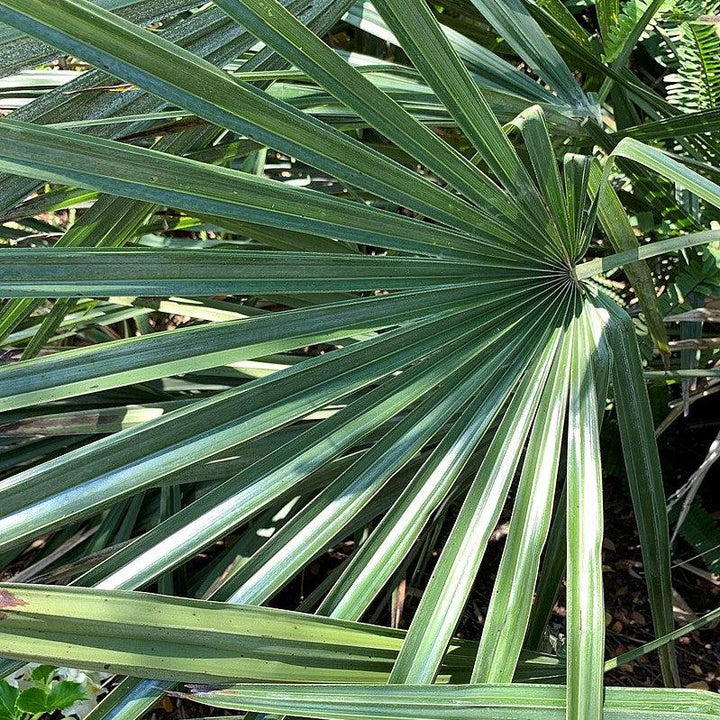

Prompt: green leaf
xmin=187 ymin=682 xmax=720 ymax=719
xmin=469 ymin=0 xmax=593 ymax=114
xmin=46 ymin=681 xmax=87 ymax=711
xmin=472 ymin=315 xmax=572 ymax=682
xmin=563 ymin=153 xmax=595 ymax=260
xmin=0 ymin=0 xmax=201 ymax=78
xmin=0 ymin=0 xmax=518 ymax=237
xmin=597 ymin=0 xmax=665 ymax=103
xmin=530 ymin=0 xmax=593 ymax=51
xmin=0 ymin=305 xmax=492 ymax=553
xmin=29 ymin=665 xmax=56 ymax=686
xmin=0 ymin=0 xmax=279 ymax=218
xmin=606 ymin=605 xmax=720 ymax=672
xmin=565 ymin=303 xmax=606 ymax=720
xmin=576 ymin=229 xmax=720 ymax=279
xmin=214 ymin=314 xmax=541 ymax=605
xmin=316 ymin=313 xmax=552 ymax=620
xmin=610 ymin=137 xmax=720 ymax=210
xmin=214 ymin=367 xmax=492 ymax=602
xmin=0 ymin=1 xmax=714 ymax=716
xmin=16 ymin=687 xmax=48 ymax=715
xmin=525 ymin=480 xmax=567 ymax=651
xmin=369 ymin=0 xmax=548 ymax=220
xmin=0 ymin=284 xmax=487 ymax=411
xmin=389 ymin=311 xmax=569 ymax=684
xmin=81 ymin=316 xmax=503 ymax=592
xmin=586 ymin=160 xmax=669 ymax=356
xmin=344 ymin=0 xmax=557 ymax=104
xmin=515 ymin=105 xmax=573 ymax=262
xmin=0 ymin=120 xmax=501 ymax=263
xmin=0 ymin=401 xmax=192 ymax=436
xmin=0 ymin=584 xmax=475 ymax=684
xmin=597 ymin=294 xmax=679 ymax=687
xmin=82 ymin=678 xmax=163 ymax=720
xmin=596 ymin=0 xmax=620 ymax=40
xmin=0 ymin=247 xmax=489 ymax=297
xmin=616 ymin=107 xmax=720 ymax=142
xmin=212 ymin=0 xmax=529 ymax=239
xmin=0 ymin=680 xmax=18 ymax=720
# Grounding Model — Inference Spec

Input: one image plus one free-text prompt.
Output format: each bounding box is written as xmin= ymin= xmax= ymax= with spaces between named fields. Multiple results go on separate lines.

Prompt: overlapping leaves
xmin=0 ymin=1 xmax=719 ymax=720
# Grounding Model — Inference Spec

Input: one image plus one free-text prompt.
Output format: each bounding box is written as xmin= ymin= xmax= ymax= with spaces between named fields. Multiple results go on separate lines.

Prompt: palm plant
xmin=0 ymin=1 xmax=719 ymax=719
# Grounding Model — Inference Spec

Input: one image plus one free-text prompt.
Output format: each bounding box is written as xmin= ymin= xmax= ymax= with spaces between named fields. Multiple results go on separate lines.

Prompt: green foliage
xmin=675 ymin=242 xmax=720 ymax=297
xmin=671 ymin=499 xmax=720 ymax=573
xmin=0 ymin=0 xmax=718 ymax=719
xmin=665 ymin=17 xmax=720 ymax=111
xmin=603 ymin=0 xmax=666 ymax=62
xmin=0 ymin=681 xmax=18 ymax=720
xmin=0 ymin=669 xmax=85 ymax=720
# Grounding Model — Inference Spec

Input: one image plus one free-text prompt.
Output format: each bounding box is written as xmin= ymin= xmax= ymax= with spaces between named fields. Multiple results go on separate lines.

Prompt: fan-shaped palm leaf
xmin=1 ymin=1 xmax=720 ymax=719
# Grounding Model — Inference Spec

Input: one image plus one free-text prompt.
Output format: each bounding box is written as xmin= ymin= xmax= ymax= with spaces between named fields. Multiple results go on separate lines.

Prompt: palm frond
xmin=1 ymin=1 xmax=719 ymax=719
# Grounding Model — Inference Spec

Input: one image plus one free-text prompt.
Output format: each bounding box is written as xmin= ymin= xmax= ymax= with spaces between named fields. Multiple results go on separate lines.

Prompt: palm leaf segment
xmin=0 ymin=0 xmax=719 ymax=718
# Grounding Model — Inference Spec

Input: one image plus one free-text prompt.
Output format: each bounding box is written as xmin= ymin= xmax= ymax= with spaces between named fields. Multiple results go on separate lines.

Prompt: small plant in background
xmin=0 ymin=667 xmax=88 ymax=720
